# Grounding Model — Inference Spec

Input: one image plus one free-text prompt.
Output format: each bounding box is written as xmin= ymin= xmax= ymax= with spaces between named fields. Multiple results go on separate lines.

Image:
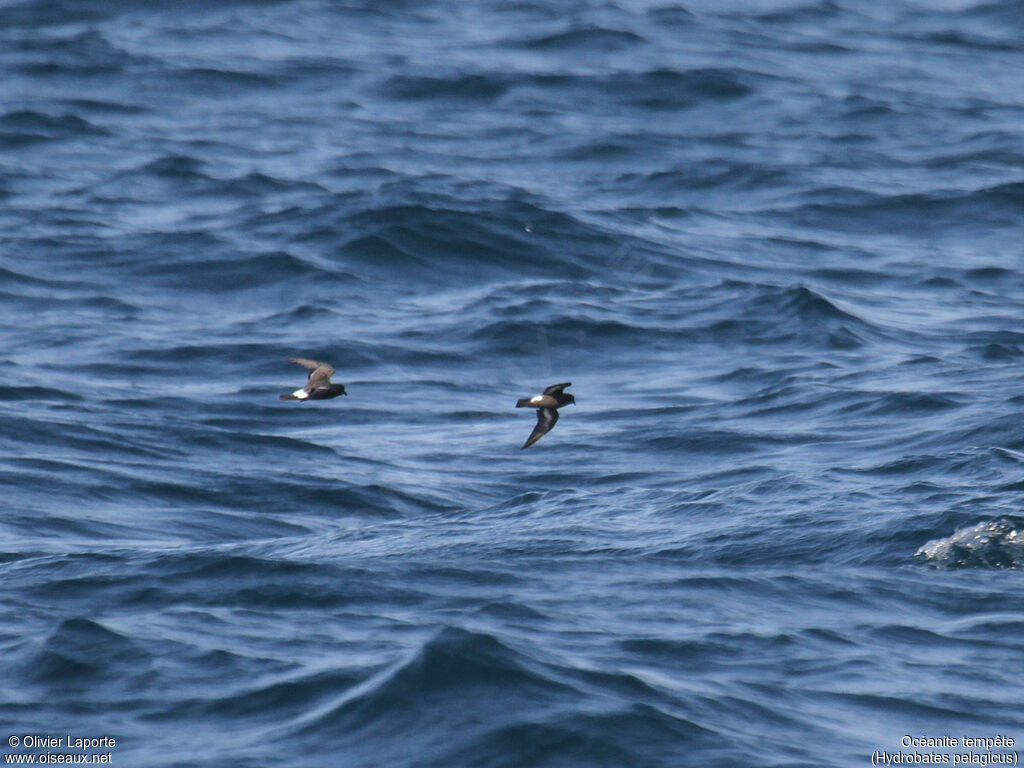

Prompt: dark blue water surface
xmin=3 ymin=0 xmax=1024 ymax=765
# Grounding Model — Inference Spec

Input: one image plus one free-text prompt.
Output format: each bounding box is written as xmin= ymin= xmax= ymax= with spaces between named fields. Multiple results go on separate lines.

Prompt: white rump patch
xmin=293 ymin=389 xmax=309 ymax=399
xmin=529 ymin=395 xmax=543 ymax=404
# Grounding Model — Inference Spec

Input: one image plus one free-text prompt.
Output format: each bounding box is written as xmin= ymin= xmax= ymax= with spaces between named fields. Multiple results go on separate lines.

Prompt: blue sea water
xmin=2 ymin=0 xmax=1024 ymax=765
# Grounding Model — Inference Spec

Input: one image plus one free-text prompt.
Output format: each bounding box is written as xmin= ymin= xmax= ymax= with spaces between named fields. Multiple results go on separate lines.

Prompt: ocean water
xmin=2 ymin=0 xmax=1024 ymax=765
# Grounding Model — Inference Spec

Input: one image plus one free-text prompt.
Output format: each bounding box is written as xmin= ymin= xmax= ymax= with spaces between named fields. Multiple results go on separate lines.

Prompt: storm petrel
xmin=280 ymin=357 xmax=347 ymax=401
xmin=515 ymin=382 xmax=575 ymax=449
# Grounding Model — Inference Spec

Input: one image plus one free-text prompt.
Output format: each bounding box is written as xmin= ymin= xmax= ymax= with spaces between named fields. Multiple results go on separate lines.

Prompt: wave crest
xmin=916 ymin=518 xmax=1024 ymax=569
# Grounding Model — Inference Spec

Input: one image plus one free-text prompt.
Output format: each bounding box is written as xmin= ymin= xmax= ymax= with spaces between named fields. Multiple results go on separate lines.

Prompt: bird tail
xmin=280 ymin=393 xmax=298 ymax=400
xmin=515 ymin=398 xmax=533 ymax=408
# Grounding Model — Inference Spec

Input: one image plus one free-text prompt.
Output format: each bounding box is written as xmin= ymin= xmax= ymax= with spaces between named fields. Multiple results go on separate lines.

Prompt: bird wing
xmin=542 ymin=382 xmax=571 ymax=396
xmin=522 ymin=407 xmax=559 ymax=450
xmin=287 ymin=357 xmax=335 ymax=385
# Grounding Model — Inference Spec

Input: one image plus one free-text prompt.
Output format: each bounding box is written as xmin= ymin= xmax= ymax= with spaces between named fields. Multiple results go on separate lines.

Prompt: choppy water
xmin=2 ymin=0 xmax=1024 ymax=766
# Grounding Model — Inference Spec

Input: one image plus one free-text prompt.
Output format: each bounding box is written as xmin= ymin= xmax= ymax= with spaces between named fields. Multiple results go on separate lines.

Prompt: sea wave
xmin=916 ymin=518 xmax=1024 ymax=569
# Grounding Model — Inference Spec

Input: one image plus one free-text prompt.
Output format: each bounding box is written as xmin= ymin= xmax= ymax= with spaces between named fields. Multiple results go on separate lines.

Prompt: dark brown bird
xmin=515 ymin=382 xmax=575 ymax=449
xmin=280 ymin=357 xmax=347 ymax=401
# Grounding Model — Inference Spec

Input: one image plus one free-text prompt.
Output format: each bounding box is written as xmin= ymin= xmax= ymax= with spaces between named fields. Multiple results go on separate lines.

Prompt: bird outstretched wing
xmin=522 ymin=407 xmax=559 ymax=449
xmin=542 ymin=382 xmax=571 ymax=396
xmin=287 ymin=357 xmax=334 ymax=387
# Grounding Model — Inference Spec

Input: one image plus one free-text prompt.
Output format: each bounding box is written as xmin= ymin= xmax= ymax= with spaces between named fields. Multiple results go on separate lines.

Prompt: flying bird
xmin=280 ymin=357 xmax=347 ymax=401
xmin=515 ymin=382 xmax=575 ymax=449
